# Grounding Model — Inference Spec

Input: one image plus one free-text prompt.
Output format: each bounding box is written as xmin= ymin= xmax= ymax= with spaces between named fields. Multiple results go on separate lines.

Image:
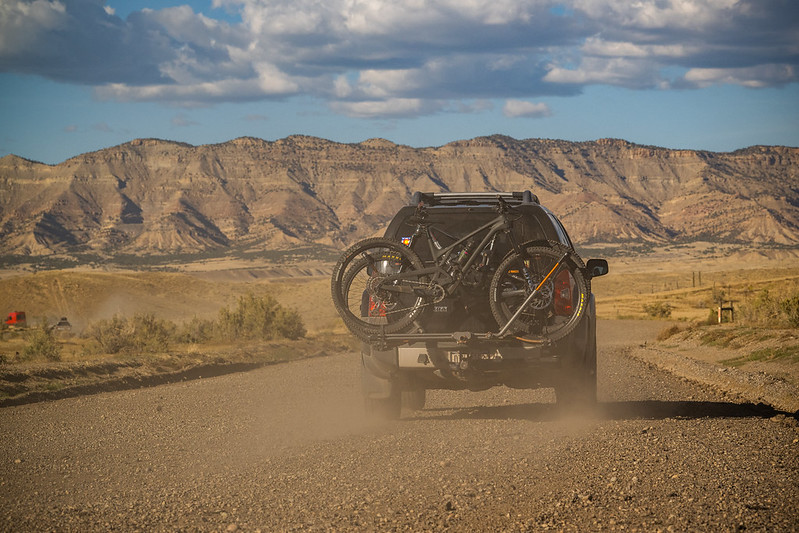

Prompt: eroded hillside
xmin=1 ymin=135 xmax=797 ymax=257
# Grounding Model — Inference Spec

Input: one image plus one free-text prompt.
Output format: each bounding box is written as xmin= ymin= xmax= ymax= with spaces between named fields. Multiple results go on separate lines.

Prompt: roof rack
xmin=410 ymin=191 xmax=539 ymax=206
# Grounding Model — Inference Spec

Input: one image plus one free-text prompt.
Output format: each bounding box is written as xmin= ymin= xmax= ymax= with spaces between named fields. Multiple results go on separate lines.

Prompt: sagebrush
xmin=643 ymin=301 xmax=672 ymax=319
xmin=85 ymin=313 xmax=174 ymax=355
xmin=85 ymin=293 xmax=306 ymax=355
xmin=738 ymin=288 xmax=799 ymax=328
xmin=214 ymin=294 xmax=306 ymax=341
xmin=22 ymin=324 xmax=62 ymax=361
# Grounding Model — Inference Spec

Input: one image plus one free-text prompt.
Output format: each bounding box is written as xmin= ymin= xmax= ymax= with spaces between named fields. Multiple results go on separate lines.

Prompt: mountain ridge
xmin=1 ymin=135 xmax=797 ymax=258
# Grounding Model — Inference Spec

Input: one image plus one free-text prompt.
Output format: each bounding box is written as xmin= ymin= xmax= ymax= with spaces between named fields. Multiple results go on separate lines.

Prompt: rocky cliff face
xmin=1 ymin=135 xmax=797 ymax=257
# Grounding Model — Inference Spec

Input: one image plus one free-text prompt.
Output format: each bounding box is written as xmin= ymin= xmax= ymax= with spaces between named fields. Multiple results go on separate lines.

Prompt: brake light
xmin=553 ymin=269 xmax=573 ymax=316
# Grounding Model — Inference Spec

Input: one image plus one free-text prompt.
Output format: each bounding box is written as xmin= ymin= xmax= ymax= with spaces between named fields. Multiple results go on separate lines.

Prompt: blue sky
xmin=1 ymin=0 xmax=797 ymax=165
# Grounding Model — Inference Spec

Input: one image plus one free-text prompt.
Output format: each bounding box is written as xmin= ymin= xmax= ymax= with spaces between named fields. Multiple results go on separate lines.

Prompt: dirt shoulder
xmin=0 ymin=335 xmax=357 ymax=407
xmin=625 ymin=323 xmax=799 ymax=413
xmin=2 ymin=317 xmax=796 ymax=415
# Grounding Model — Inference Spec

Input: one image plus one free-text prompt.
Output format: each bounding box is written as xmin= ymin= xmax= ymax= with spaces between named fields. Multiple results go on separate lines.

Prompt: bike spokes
xmin=490 ymin=246 xmax=588 ymax=341
xmin=331 ymin=237 xmax=427 ymax=341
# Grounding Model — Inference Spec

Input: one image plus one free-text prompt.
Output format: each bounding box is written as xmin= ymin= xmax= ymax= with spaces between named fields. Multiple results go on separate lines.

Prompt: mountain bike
xmin=330 ymin=197 xmax=590 ymax=344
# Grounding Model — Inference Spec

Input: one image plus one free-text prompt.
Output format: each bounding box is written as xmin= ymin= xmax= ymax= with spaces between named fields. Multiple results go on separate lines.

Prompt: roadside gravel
xmin=1 ymin=320 xmax=797 ymax=531
xmin=626 ymin=324 xmax=799 ymax=413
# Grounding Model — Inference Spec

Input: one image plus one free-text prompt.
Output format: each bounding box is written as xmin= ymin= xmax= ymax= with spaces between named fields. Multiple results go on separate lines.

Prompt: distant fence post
xmin=717 ymin=301 xmax=735 ymax=324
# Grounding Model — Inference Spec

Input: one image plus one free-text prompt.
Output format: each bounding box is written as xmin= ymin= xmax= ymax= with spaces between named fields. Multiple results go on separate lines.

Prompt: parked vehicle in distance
xmin=331 ymin=191 xmax=608 ymax=419
xmin=4 ymin=311 xmax=27 ymax=329
xmin=54 ymin=317 xmax=72 ymax=331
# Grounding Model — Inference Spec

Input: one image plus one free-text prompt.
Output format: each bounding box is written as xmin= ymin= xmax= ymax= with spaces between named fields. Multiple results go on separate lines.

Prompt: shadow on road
xmin=413 ymin=400 xmax=795 ymax=422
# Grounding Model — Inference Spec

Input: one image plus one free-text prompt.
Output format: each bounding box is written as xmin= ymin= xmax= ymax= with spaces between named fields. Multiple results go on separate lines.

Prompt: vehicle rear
xmin=4 ymin=311 xmax=27 ymax=329
xmin=360 ymin=192 xmax=604 ymax=418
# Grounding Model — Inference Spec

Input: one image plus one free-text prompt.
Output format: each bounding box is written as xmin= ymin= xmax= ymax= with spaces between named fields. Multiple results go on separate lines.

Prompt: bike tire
xmin=331 ymin=237 xmax=426 ymax=342
xmin=489 ymin=244 xmax=589 ymax=342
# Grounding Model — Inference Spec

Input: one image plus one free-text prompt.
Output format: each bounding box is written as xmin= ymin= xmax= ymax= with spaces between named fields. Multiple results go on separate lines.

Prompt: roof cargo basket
xmin=410 ymin=191 xmax=539 ymax=206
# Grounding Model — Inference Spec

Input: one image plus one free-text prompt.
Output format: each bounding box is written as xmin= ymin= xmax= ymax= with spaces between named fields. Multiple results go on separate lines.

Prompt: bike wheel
xmin=489 ymin=245 xmax=589 ymax=342
xmin=331 ymin=237 xmax=426 ymax=341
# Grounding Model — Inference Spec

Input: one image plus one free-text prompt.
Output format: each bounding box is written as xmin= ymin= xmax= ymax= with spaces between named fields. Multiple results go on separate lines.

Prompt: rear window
xmin=385 ymin=205 xmax=556 ymax=262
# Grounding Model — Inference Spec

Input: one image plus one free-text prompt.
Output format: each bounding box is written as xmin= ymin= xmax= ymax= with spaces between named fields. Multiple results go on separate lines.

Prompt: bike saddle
xmin=404 ymin=203 xmax=430 ymax=226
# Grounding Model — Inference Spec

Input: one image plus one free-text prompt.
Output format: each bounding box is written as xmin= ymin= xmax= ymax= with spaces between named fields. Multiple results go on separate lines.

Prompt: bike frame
xmin=342 ymin=200 xmax=582 ymax=342
xmin=368 ymin=205 xmax=571 ymax=340
xmin=382 ymin=207 xmax=527 ymax=297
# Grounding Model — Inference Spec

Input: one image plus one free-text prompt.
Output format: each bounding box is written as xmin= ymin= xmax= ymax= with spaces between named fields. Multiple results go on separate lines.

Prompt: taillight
xmin=553 ymin=269 xmax=573 ymax=316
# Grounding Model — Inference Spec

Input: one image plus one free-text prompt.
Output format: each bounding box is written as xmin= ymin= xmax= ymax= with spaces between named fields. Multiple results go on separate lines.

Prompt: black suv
xmin=351 ymin=191 xmax=608 ymax=418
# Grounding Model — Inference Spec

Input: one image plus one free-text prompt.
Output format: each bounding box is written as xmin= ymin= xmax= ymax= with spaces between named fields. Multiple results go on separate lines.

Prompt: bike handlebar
xmin=496 ymin=195 xmax=508 ymax=213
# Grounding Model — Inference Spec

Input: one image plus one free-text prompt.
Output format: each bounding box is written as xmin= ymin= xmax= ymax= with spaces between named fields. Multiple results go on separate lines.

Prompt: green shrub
xmin=702 ymin=308 xmax=719 ymax=325
xmin=274 ymin=306 xmax=306 ymax=340
xmin=215 ymin=294 xmax=306 ymax=341
xmin=85 ymin=315 xmax=133 ymax=354
xmin=643 ymin=301 xmax=672 ymax=319
xmin=780 ymin=295 xmax=799 ymax=328
xmin=175 ymin=316 xmax=216 ymax=344
xmin=738 ymin=288 xmax=799 ymax=328
xmin=83 ymin=293 xmax=306 ymax=356
xmin=85 ymin=313 xmax=173 ymax=354
xmin=22 ymin=324 xmax=61 ymax=361
xmin=743 ymin=290 xmax=780 ymax=322
xmin=129 ymin=313 xmax=174 ymax=353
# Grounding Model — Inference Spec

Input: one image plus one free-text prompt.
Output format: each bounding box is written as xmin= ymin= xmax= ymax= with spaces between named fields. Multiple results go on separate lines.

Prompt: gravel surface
xmin=1 ymin=320 xmax=797 ymax=532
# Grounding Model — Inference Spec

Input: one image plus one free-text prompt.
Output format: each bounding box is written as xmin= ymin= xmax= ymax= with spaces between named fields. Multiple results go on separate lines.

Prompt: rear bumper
xmin=362 ymin=336 xmax=563 ymax=393
xmin=361 ymin=294 xmax=596 ymax=394
xmin=366 ymin=330 xmax=552 ymax=371
xmin=395 ymin=339 xmax=554 ymax=369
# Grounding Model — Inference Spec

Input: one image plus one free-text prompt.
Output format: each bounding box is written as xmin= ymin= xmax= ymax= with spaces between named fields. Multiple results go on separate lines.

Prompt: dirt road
xmin=1 ymin=321 xmax=797 ymax=531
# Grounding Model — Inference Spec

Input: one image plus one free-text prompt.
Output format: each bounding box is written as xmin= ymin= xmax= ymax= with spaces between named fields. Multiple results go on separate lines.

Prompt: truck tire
xmin=361 ymin=350 xmax=402 ymax=420
xmin=365 ymin=392 xmax=402 ymax=420
xmin=401 ymin=388 xmax=426 ymax=411
xmin=554 ymin=297 xmax=597 ymax=410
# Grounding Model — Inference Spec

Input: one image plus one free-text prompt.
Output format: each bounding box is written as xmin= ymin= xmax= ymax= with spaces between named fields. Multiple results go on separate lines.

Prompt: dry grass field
xmin=0 ymin=269 xmax=341 ymax=334
xmin=0 ymin=267 xmax=346 ymax=371
xmin=0 ymin=264 xmax=352 ymax=403
xmin=1 ymin=244 xmax=797 ymax=405
xmin=593 ymin=266 xmax=799 ymax=321
xmin=1 ymin=244 xmax=797 ymax=363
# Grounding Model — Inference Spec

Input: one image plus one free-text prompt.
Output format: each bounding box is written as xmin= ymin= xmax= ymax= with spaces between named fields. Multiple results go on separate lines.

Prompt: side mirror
xmin=586 ymin=259 xmax=609 ymax=278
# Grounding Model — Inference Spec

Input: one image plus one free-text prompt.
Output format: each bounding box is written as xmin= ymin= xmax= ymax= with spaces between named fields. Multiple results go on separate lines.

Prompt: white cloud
xmin=356 ymin=68 xmax=426 ymax=98
xmin=333 ymin=75 xmax=353 ymax=98
xmin=2 ymin=0 xmax=797 ymax=117
xmin=581 ymin=37 xmax=697 ymax=60
xmin=572 ymin=0 xmax=740 ymax=30
xmin=683 ymin=64 xmax=797 ymax=88
xmin=544 ymin=57 xmax=665 ymax=89
xmin=331 ymin=98 xmax=433 ymax=118
xmin=0 ymin=0 xmax=67 ymax=54
xmin=254 ymin=62 xmax=299 ymax=94
xmin=95 ymin=75 xmax=295 ymax=105
xmin=503 ymin=100 xmax=552 ymax=118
